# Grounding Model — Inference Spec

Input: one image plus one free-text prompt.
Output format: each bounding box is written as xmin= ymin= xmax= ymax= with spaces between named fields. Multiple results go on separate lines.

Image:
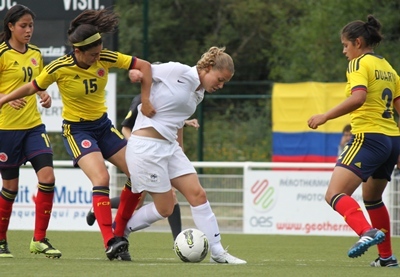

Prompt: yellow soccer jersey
xmin=345 ymin=53 xmax=400 ymax=136
xmin=0 ymin=42 xmax=43 ymax=130
xmin=34 ymin=49 xmax=136 ymax=122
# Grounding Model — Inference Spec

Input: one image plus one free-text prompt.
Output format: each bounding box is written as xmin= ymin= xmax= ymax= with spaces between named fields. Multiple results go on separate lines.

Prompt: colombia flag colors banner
xmin=272 ymin=82 xmax=350 ymax=163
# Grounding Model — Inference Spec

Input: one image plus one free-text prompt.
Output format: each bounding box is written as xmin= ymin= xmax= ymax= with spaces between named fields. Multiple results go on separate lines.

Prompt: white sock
xmin=124 ymin=202 xmax=165 ymax=237
xmin=190 ymin=201 xmax=224 ymax=256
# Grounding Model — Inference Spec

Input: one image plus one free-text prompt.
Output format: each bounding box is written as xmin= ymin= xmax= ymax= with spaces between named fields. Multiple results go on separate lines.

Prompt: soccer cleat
xmin=105 ymin=237 xmax=128 ymax=261
xmin=0 ymin=239 xmax=13 ymax=258
xmin=116 ymin=237 xmax=132 ymax=261
xmin=30 ymin=238 xmax=62 ymax=258
xmin=210 ymin=250 xmax=247 ymax=264
xmin=348 ymin=228 xmax=385 ymax=258
xmin=370 ymin=255 xmax=399 ymax=267
xmin=86 ymin=207 xmax=96 ymax=226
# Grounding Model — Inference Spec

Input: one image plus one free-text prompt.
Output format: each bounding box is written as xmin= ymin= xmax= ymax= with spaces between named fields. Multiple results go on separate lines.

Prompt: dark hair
xmin=341 ymin=15 xmax=383 ymax=48
xmin=0 ymin=4 xmax=35 ymax=43
xmin=67 ymin=8 xmax=119 ymax=52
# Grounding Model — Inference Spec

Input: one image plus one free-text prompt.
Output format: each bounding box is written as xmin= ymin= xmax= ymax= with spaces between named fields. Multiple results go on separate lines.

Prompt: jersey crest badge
xmin=31 ymin=58 xmax=37 ymax=66
xmin=0 ymin=152 xmax=8 ymax=162
xmin=97 ymin=68 xmax=105 ymax=77
xmin=81 ymin=140 xmax=92 ymax=149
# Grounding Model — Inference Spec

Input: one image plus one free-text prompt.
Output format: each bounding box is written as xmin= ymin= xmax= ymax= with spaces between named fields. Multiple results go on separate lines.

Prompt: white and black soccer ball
xmin=174 ymin=228 xmax=209 ymax=263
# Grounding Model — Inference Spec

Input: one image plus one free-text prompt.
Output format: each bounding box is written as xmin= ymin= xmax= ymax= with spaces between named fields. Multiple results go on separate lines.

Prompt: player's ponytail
xmin=341 ymin=15 xmax=383 ymax=48
xmin=67 ymin=8 xmax=119 ymax=51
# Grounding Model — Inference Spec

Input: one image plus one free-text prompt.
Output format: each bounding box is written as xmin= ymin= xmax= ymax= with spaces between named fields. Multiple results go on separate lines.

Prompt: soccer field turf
xmin=2 ymin=231 xmax=399 ymax=277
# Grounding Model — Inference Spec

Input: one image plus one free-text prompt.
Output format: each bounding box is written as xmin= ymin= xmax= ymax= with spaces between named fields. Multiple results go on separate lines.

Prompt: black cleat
xmin=105 ymin=237 xmax=128 ymax=261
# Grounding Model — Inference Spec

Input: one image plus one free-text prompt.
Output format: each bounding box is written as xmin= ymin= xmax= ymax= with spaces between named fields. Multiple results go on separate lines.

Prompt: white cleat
xmin=210 ymin=251 xmax=247 ymax=264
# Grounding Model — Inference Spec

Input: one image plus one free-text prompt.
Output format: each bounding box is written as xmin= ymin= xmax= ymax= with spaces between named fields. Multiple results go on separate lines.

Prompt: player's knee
xmin=186 ymin=187 xmax=207 ymax=206
xmin=37 ymin=167 xmax=56 ymax=184
xmin=157 ymin=205 xmax=174 ymax=218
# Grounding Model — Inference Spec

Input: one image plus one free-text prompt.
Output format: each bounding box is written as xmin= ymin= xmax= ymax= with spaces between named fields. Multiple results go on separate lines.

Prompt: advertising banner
xmin=243 ymin=169 xmax=389 ymax=236
xmin=9 ymin=166 xmax=99 ymax=231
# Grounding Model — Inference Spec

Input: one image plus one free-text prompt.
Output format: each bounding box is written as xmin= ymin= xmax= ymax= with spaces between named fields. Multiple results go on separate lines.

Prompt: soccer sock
xmin=331 ymin=193 xmax=371 ymax=236
xmin=124 ymin=202 xmax=164 ymax=237
xmin=365 ymin=199 xmax=392 ymax=258
xmin=113 ymin=179 xmax=143 ymax=237
xmin=0 ymin=188 xmax=17 ymax=241
xmin=92 ymin=186 xmax=114 ymax=247
xmin=190 ymin=201 xmax=224 ymax=256
xmin=168 ymin=203 xmax=182 ymax=241
xmin=34 ymin=183 xmax=55 ymax=241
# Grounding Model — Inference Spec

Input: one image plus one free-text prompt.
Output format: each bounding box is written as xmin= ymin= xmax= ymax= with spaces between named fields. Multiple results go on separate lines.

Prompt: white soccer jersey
xmin=133 ymin=62 xmax=205 ymax=142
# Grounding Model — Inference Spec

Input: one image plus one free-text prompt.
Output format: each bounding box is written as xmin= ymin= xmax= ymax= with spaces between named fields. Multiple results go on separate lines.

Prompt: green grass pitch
xmin=2 ymin=231 xmax=399 ymax=277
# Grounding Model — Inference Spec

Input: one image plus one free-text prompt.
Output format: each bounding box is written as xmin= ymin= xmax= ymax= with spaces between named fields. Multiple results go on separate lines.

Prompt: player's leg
xmin=124 ymin=190 xmax=174 ymax=235
xmin=0 ymin=169 xmax=19 ymax=258
xmin=167 ymin=188 xmax=182 ymax=241
xmin=364 ymin=138 xmax=399 ymax=267
xmin=123 ymin=136 xmax=175 ymax=236
xmin=327 ymin=134 xmax=391 ymax=258
xmin=363 ymin=178 xmax=398 ymax=267
xmin=63 ymin=118 xmax=127 ymax=261
xmin=168 ymin=144 xmax=245 ymax=264
xmin=77 ymin=152 xmax=127 ymax=260
xmin=0 ymin=131 xmax=24 ymax=258
xmin=172 ymin=173 xmax=246 ymax=264
xmin=108 ymin=146 xmax=142 ymax=238
xmin=86 ymin=196 xmax=122 ymax=226
xmin=29 ymin=153 xmax=61 ymax=258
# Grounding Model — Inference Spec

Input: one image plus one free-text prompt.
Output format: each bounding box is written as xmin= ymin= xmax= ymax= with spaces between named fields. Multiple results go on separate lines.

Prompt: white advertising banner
xmin=37 ymin=73 xmax=117 ymax=132
xmin=243 ymin=169 xmax=389 ymax=236
xmin=9 ymin=167 xmax=99 ymax=231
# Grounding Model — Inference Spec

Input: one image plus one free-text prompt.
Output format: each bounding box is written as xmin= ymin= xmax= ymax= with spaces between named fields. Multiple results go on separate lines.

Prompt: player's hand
xmin=141 ymin=100 xmax=156 ymax=117
xmin=184 ymin=119 xmax=200 ymax=129
xmin=8 ymin=98 xmax=27 ymax=110
xmin=129 ymin=69 xmax=143 ymax=83
xmin=38 ymin=92 xmax=52 ymax=108
xmin=307 ymin=114 xmax=327 ymax=129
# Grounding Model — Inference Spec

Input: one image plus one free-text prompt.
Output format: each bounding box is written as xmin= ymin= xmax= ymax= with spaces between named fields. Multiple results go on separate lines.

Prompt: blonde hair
xmin=196 ymin=46 xmax=234 ymax=74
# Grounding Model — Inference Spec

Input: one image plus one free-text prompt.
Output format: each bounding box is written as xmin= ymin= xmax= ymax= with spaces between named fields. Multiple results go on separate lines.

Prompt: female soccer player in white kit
xmin=122 ymin=46 xmax=246 ymax=264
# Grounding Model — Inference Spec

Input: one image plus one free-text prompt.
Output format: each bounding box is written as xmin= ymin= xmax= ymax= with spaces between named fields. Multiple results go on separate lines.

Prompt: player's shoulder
xmin=45 ymin=53 xmax=75 ymax=74
xmin=99 ymin=49 xmax=119 ymax=62
xmin=347 ymin=54 xmax=375 ymax=73
xmin=0 ymin=41 xmax=8 ymax=57
xmin=27 ymin=43 xmax=41 ymax=53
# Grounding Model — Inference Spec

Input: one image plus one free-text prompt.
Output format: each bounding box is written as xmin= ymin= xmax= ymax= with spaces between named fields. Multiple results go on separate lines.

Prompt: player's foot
xmin=86 ymin=207 xmax=96 ymax=226
xmin=116 ymin=237 xmax=132 ymax=261
xmin=0 ymin=239 xmax=13 ymax=258
xmin=210 ymin=250 xmax=247 ymax=264
xmin=370 ymin=255 xmax=399 ymax=267
xmin=348 ymin=228 xmax=385 ymax=258
xmin=105 ymin=237 xmax=128 ymax=261
xmin=30 ymin=238 xmax=62 ymax=258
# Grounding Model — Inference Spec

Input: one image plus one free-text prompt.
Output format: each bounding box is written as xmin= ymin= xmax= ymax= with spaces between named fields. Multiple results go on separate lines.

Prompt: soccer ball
xmin=174 ymin=228 xmax=209 ymax=263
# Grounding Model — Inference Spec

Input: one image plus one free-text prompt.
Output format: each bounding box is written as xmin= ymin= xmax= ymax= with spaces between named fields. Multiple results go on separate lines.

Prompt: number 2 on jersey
xmin=381 ymin=88 xmax=392 ymax=119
